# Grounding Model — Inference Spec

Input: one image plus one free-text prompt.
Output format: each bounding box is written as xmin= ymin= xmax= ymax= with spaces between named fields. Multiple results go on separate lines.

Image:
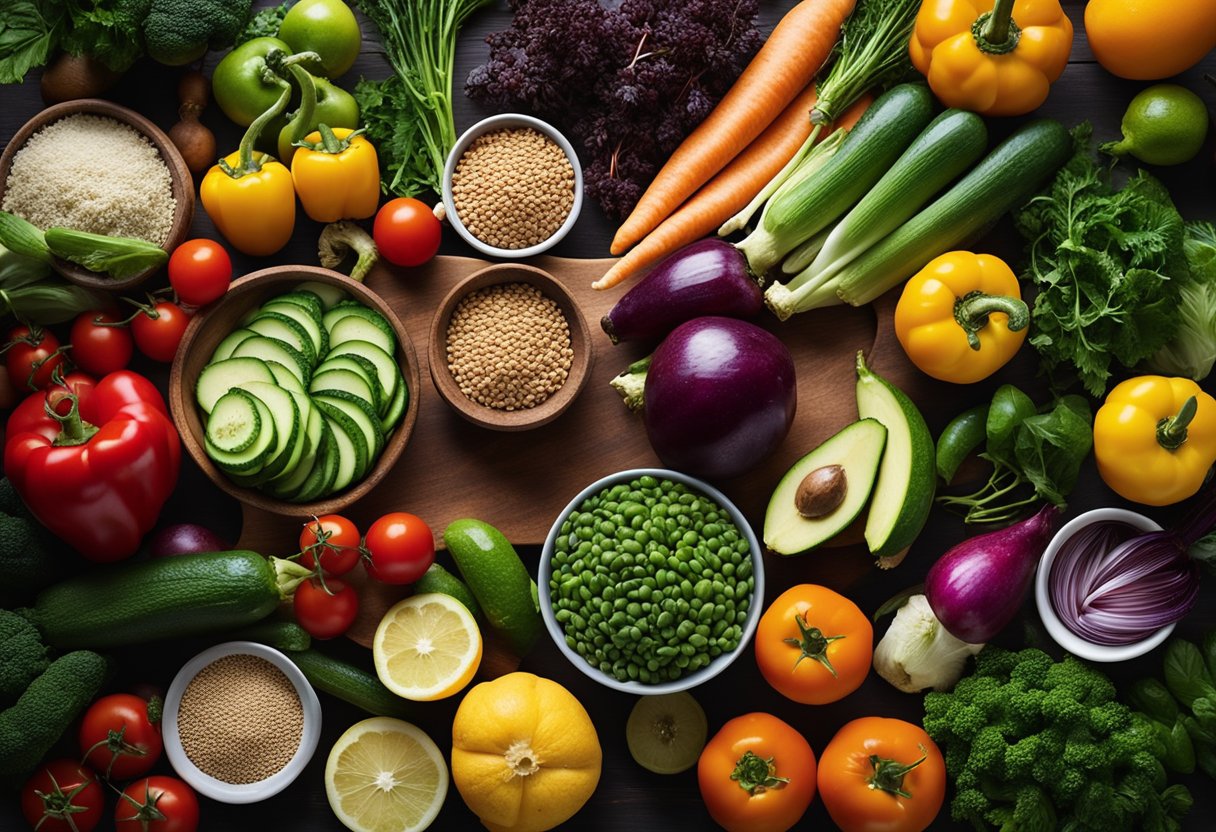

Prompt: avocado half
xmin=764 ymin=418 xmax=887 ymax=555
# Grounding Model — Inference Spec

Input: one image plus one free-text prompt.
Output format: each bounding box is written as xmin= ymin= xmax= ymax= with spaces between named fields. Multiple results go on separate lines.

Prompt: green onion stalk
xmin=722 ymin=0 xmax=921 ymax=261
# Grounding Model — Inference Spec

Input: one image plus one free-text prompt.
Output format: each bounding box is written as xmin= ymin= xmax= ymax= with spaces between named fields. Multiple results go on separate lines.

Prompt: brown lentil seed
xmin=446 ymin=282 xmax=573 ymax=411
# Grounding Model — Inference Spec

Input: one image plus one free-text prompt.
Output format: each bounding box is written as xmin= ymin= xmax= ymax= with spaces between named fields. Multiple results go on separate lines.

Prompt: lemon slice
xmin=373 ymin=593 xmax=482 ymax=701
xmin=325 ymin=717 xmax=448 ymax=832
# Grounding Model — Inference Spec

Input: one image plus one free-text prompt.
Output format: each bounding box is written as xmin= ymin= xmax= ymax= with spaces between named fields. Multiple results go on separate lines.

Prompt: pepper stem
xmin=867 ymin=747 xmax=928 ymax=799
xmin=46 ymin=389 xmax=99 ymax=447
xmin=219 ymin=65 xmax=293 ymax=179
xmin=783 ymin=612 xmax=845 ymax=677
xmin=281 ymin=62 xmax=319 ymax=159
xmin=730 ymin=750 xmax=789 ymax=795
xmin=294 ymin=124 xmax=368 ymax=154
xmin=1157 ymin=396 xmax=1197 ymax=451
xmin=973 ymin=0 xmax=1021 ymax=54
xmin=954 ymin=291 xmax=1030 ymax=350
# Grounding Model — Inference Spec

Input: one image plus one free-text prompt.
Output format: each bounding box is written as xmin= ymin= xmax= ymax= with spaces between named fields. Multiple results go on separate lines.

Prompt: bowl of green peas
xmin=540 ymin=468 xmax=764 ymax=694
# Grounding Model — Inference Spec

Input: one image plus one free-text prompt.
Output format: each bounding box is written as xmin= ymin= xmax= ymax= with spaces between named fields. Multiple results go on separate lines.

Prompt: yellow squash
xmin=909 ymin=0 xmax=1073 ymax=116
xmin=894 ymin=251 xmax=1029 ymax=384
xmin=451 ymin=672 xmax=601 ymax=832
xmin=290 ymin=125 xmax=380 ymax=223
xmin=1094 ymin=376 xmax=1216 ymax=506
xmin=1085 ymin=0 xmax=1216 ymax=80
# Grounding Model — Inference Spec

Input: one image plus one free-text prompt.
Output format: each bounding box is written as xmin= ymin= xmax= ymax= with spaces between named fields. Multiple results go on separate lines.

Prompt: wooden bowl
xmin=428 ymin=263 xmax=592 ymax=431
xmin=0 ymin=99 xmax=194 ymax=292
xmin=169 ymin=266 xmax=421 ymax=517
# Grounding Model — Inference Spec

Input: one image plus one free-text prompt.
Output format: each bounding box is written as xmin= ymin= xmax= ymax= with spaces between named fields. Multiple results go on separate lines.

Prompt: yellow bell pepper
xmin=290 ymin=125 xmax=380 ymax=223
xmin=909 ymin=0 xmax=1074 ymax=117
xmin=200 ymin=70 xmax=296 ymax=257
xmin=893 ymin=251 xmax=1029 ymax=384
xmin=1094 ymin=376 xmax=1216 ymax=506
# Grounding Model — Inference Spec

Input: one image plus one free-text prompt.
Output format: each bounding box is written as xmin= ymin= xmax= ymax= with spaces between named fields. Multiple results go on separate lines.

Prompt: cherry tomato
xmin=363 ymin=511 xmax=434 ymax=584
xmin=168 ymin=239 xmax=232 ymax=307
xmin=70 ymin=311 xmax=134 ymax=376
xmin=21 ymin=759 xmax=104 ymax=832
xmin=373 ymin=197 xmax=441 ymax=267
xmin=131 ymin=302 xmax=190 ymax=363
xmin=298 ymin=514 xmax=361 ymax=576
xmin=114 ymin=777 xmax=199 ymax=832
xmin=755 ymin=584 xmax=873 ymax=705
xmin=817 ymin=718 xmax=945 ymax=832
xmin=698 ymin=712 xmax=817 ymax=832
xmin=79 ymin=693 xmax=163 ymax=780
xmin=5 ymin=325 xmax=66 ymax=390
xmin=293 ymin=576 xmax=359 ymax=639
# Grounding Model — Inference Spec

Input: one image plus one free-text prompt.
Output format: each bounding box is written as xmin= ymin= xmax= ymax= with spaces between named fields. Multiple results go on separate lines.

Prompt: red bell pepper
xmin=4 ymin=371 xmax=180 ymax=562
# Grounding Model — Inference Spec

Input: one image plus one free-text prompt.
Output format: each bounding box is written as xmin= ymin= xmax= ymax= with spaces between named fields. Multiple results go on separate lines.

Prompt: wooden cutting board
xmin=236 ymin=254 xmax=923 ymax=554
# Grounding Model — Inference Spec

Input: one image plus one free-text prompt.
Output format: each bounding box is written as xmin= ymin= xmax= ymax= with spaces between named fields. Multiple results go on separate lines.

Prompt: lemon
xmin=373 ymin=593 xmax=482 ymax=701
xmin=1101 ymin=84 xmax=1210 ymax=166
xmin=325 ymin=717 xmax=448 ymax=832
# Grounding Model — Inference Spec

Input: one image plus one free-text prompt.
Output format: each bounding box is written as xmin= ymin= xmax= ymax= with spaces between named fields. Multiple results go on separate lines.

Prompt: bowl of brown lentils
xmin=428 ymin=263 xmax=593 ymax=431
xmin=441 ymin=113 xmax=582 ymax=258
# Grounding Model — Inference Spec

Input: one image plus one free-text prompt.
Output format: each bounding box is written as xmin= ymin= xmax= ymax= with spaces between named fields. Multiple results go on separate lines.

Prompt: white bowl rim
xmin=1035 ymin=507 xmax=1172 ymax=663
xmin=441 ymin=112 xmax=584 ymax=259
xmin=162 ymin=641 xmax=322 ymax=803
xmin=539 ymin=467 xmax=765 ymax=694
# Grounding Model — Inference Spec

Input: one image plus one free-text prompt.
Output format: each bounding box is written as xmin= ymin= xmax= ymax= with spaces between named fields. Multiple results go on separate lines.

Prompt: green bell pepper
xmin=213 ymin=36 xmax=294 ymax=127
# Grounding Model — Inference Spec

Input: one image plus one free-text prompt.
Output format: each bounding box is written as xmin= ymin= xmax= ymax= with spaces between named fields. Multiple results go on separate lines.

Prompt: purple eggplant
xmin=611 ymin=316 xmax=796 ymax=479
xmin=601 ymin=239 xmax=761 ymax=344
xmin=925 ymin=504 xmax=1059 ymax=643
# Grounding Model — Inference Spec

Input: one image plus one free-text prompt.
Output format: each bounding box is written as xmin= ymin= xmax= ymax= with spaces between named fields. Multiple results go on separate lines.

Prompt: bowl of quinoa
xmin=441 ymin=113 xmax=582 ymax=258
xmin=428 ymin=263 xmax=593 ymax=431
xmin=0 ymin=99 xmax=194 ymax=290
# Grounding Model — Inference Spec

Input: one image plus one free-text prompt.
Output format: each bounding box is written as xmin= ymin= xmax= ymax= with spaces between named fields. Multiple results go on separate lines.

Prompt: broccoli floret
xmin=143 ymin=0 xmax=254 ymax=66
xmin=0 ymin=610 xmax=47 ymax=702
xmin=0 ymin=509 xmax=63 ymax=607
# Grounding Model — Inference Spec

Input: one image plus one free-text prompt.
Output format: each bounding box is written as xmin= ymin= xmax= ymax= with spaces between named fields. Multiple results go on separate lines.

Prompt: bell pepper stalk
xmin=3 ymin=370 xmax=180 ymax=562
xmin=290 ymin=125 xmax=381 ymax=223
xmin=273 ymin=51 xmax=319 ymax=166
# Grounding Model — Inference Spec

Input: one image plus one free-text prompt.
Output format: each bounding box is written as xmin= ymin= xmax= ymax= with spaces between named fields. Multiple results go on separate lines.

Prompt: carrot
xmin=609 ymin=0 xmax=856 ymax=257
xmin=593 ymin=91 xmax=872 ymax=291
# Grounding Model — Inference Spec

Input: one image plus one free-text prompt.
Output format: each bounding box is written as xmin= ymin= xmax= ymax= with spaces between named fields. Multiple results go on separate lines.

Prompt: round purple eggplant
xmin=601 ymin=239 xmax=761 ymax=344
xmin=611 ymin=316 xmax=797 ymax=479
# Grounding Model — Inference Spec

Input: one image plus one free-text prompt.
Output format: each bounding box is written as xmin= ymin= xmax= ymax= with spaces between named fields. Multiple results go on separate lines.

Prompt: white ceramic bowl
xmin=441 ymin=113 xmax=583 ymax=258
xmin=1035 ymin=507 xmax=1171 ymax=663
xmin=540 ymin=468 xmax=765 ymax=694
xmin=162 ymin=641 xmax=322 ymax=803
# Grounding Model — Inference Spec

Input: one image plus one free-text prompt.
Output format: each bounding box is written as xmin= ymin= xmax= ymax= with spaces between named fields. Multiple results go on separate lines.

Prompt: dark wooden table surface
xmin=2 ymin=1 xmax=1215 ymax=830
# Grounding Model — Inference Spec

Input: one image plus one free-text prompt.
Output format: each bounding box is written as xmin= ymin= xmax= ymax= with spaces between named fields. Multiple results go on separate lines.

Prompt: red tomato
xmin=131 ymin=302 xmax=190 ymax=363
xmin=168 ymin=239 xmax=232 ymax=307
xmin=70 ymin=311 xmax=134 ymax=376
xmin=114 ymin=777 xmax=198 ymax=832
xmin=373 ymin=197 xmax=441 ymax=266
xmin=79 ymin=693 xmax=163 ymax=780
xmin=21 ymin=759 xmax=104 ymax=832
xmin=5 ymin=325 xmax=67 ymax=390
xmin=363 ymin=512 xmax=435 ymax=584
xmin=299 ymin=514 xmax=362 ymax=576
xmin=293 ymin=576 xmax=359 ymax=639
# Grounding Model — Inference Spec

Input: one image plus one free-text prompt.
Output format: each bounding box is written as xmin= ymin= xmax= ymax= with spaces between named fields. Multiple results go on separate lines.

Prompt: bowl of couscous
xmin=0 ymin=99 xmax=194 ymax=291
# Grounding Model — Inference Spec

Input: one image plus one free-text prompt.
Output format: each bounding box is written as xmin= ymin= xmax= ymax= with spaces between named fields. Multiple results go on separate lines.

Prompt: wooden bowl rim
xmin=169 ymin=265 xmax=421 ymax=517
xmin=0 ymin=98 xmax=195 ymax=292
xmin=427 ymin=262 xmax=593 ymax=432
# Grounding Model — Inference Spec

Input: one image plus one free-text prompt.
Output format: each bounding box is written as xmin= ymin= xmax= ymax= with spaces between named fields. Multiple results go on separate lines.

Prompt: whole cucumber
xmin=443 ymin=519 xmax=541 ymax=656
xmin=288 ymin=649 xmax=412 ymax=718
xmin=413 ymin=562 xmax=483 ymax=620
xmin=26 ymin=550 xmax=283 ymax=649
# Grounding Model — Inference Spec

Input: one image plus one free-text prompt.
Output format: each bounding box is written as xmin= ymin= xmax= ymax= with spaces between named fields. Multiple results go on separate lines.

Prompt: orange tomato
xmin=1084 ymin=0 xmax=1216 ymax=80
xmin=817 ymin=718 xmax=946 ymax=832
xmin=698 ymin=713 xmax=816 ymax=832
xmin=754 ymin=584 xmax=872 ymax=704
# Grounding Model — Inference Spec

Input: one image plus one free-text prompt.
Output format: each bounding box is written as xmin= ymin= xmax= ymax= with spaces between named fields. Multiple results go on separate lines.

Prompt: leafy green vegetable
xmin=0 ymin=0 xmax=67 ymax=84
xmin=236 ymin=0 xmax=291 ymax=46
xmin=61 ymin=0 xmax=148 ymax=72
xmin=1164 ymin=638 xmax=1216 ymax=709
xmin=44 ymin=227 xmax=167 ymax=279
xmin=939 ymin=385 xmax=1092 ymax=525
xmin=1015 ymin=123 xmax=1186 ymax=396
xmin=353 ymin=75 xmax=434 ymax=197
xmin=923 ymin=646 xmax=1192 ymax=832
xmin=1148 ymin=221 xmax=1216 ymax=381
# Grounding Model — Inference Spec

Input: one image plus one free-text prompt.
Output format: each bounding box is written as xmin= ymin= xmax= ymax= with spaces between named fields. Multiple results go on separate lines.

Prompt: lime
xmin=1101 ymin=84 xmax=1210 ymax=166
xmin=625 ymin=692 xmax=708 ymax=774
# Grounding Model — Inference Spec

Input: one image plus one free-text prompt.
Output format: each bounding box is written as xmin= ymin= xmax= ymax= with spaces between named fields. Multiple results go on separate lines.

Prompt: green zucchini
xmin=736 ymin=84 xmax=935 ymax=276
xmin=225 ymin=619 xmax=313 ymax=652
xmin=26 ymin=550 xmax=289 ymax=648
xmin=288 ymin=649 xmax=412 ymax=718
xmin=835 ymin=119 xmax=1071 ymax=306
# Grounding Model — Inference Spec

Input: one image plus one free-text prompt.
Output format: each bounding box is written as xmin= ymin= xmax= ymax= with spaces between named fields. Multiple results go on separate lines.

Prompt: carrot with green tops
xmin=593 ymin=91 xmax=872 ymax=291
xmin=609 ymin=0 xmax=856 ymax=257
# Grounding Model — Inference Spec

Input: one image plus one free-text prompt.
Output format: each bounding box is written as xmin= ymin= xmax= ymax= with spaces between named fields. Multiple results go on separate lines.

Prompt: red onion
xmin=147 ymin=523 xmax=230 ymax=557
